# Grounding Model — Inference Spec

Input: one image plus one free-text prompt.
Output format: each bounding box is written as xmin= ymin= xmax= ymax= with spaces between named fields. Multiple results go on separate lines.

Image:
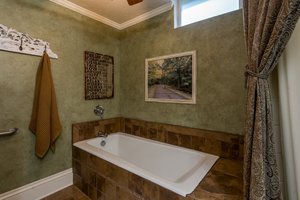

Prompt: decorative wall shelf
xmin=0 ymin=24 xmax=58 ymax=59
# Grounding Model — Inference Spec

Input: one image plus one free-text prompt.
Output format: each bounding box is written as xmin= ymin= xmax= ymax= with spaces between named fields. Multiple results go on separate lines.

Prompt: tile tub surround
xmin=72 ymin=118 xmax=244 ymax=160
xmin=74 ymin=133 xmax=219 ymax=196
xmin=72 ymin=117 xmax=124 ymax=143
xmin=72 ymin=118 xmax=244 ymax=199
xmin=72 ymin=147 xmax=243 ymax=200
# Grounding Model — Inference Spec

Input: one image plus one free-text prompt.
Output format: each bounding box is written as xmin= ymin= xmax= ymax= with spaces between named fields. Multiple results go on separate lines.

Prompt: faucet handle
xmin=96 ymin=131 xmax=103 ymax=137
xmin=96 ymin=131 xmax=108 ymax=137
xmin=94 ymin=105 xmax=104 ymax=119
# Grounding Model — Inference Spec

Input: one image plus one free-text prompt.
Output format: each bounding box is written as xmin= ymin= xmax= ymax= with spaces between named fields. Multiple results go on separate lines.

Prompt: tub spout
xmin=96 ymin=131 xmax=108 ymax=147
xmin=96 ymin=131 xmax=108 ymax=138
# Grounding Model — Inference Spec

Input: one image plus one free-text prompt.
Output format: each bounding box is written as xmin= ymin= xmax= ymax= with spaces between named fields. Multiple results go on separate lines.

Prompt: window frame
xmin=174 ymin=0 xmax=243 ymax=28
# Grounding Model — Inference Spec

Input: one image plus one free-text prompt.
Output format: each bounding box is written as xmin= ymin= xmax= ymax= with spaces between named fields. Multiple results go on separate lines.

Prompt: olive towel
xmin=29 ymin=52 xmax=61 ymax=158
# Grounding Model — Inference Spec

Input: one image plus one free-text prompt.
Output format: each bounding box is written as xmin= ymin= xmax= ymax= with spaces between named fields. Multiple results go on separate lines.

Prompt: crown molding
xmin=49 ymin=0 xmax=121 ymax=29
xmin=120 ymin=1 xmax=173 ymax=29
xmin=49 ymin=0 xmax=173 ymax=30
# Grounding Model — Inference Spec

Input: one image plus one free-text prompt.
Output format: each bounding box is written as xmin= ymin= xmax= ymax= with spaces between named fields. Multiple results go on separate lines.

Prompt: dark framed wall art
xmin=84 ymin=51 xmax=114 ymax=100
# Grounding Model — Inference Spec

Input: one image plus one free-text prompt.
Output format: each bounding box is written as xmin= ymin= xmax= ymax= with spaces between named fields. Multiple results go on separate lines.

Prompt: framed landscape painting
xmin=145 ymin=51 xmax=196 ymax=104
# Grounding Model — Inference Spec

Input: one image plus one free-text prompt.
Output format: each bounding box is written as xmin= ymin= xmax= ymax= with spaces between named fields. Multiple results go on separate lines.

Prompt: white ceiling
xmin=50 ymin=0 xmax=173 ymax=30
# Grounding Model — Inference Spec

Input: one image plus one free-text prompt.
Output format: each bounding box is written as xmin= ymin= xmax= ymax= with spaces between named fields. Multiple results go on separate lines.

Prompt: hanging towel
xmin=29 ymin=52 xmax=61 ymax=158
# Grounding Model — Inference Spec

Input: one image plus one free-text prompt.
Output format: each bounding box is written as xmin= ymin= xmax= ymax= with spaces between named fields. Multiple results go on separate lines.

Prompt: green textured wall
xmin=0 ymin=1 xmax=247 ymax=194
xmin=0 ymin=0 xmax=120 ymax=193
xmin=120 ymin=10 xmax=247 ymax=134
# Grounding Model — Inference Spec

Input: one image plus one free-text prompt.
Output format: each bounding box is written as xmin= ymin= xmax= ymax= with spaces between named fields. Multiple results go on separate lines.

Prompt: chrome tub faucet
xmin=96 ymin=131 xmax=108 ymax=146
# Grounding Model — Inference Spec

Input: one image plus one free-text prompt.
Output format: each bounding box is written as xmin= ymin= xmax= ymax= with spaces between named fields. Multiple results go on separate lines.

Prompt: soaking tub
xmin=73 ymin=132 xmax=218 ymax=196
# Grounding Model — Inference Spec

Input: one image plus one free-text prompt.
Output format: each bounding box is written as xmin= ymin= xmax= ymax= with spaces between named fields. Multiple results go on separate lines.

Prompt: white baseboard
xmin=0 ymin=168 xmax=73 ymax=200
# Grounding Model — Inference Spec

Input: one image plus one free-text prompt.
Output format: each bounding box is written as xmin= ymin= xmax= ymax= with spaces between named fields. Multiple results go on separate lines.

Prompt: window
xmin=174 ymin=0 xmax=241 ymax=28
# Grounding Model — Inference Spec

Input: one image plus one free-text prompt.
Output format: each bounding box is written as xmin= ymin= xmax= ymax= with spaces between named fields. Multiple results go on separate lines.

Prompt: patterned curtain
xmin=243 ymin=0 xmax=300 ymax=199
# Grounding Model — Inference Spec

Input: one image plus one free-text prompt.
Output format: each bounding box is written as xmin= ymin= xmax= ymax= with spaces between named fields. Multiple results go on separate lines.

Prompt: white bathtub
xmin=73 ymin=132 xmax=218 ymax=196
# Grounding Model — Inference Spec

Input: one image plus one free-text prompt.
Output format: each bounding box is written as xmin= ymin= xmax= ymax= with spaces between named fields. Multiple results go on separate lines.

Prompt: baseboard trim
xmin=0 ymin=168 xmax=73 ymax=200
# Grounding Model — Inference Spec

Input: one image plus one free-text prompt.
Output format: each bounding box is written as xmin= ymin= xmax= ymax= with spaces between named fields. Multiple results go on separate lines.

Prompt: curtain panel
xmin=243 ymin=0 xmax=300 ymax=199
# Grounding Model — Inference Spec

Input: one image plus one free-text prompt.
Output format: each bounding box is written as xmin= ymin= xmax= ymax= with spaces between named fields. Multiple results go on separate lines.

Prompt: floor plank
xmin=41 ymin=185 xmax=90 ymax=200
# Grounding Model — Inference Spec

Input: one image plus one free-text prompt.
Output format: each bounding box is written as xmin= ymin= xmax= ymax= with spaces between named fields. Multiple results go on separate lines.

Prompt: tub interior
xmin=87 ymin=133 xmax=214 ymax=183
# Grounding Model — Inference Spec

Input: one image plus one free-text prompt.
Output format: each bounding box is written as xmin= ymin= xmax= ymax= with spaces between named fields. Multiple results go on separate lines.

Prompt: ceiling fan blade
xmin=127 ymin=0 xmax=143 ymax=6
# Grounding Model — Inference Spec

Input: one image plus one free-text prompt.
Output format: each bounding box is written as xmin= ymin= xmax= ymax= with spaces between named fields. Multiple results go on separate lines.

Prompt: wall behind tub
xmin=0 ymin=0 xmax=120 ymax=193
xmin=120 ymin=10 xmax=247 ymax=134
xmin=0 ymin=2 xmax=247 ymax=194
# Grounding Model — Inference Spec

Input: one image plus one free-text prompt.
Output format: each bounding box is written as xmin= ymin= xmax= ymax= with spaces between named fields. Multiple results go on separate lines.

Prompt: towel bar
xmin=0 ymin=128 xmax=18 ymax=136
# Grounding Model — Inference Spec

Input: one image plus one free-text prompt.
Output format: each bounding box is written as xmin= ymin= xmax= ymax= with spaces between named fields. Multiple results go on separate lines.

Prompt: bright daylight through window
xmin=174 ymin=0 xmax=240 ymax=28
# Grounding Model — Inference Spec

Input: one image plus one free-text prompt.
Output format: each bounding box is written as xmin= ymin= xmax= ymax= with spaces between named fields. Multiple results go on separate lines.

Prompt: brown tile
xmin=88 ymin=185 xmax=97 ymax=200
xmin=104 ymin=124 xmax=113 ymax=133
xmin=199 ymin=170 xmax=243 ymax=196
xmin=73 ymin=174 xmax=83 ymax=190
xmin=202 ymin=139 xmax=222 ymax=156
xmin=87 ymin=154 xmax=111 ymax=177
xmin=140 ymin=126 xmax=148 ymax=138
xmin=190 ymin=187 xmax=243 ymax=200
xmin=125 ymin=125 xmax=132 ymax=134
xmin=82 ymin=181 xmax=89 ymax=195
xmin=120 ymin=118 xmax=126 ymax=132
xmin=104 ymin=121 xmax=120 ymax=133
xmin=178 ymin=195 xmax=195 ymax=200
xmin=220 ymin=142 xmax=240 ymax=159
xmin=229 ymin=143 xmax=240 ymax=159
xmin=73 ymin=126 xmax=85 ymax=143
xmin=72 ymin=147 xmax=80 ymax=160
xmin=124 ymin=118 xmax=131 ymax=125
xmin=239 ymin=138 xmax=244 ymax=159
xmin=96 ymin=191 xmax=106 ymax=200
xmin=212 ymin=158 xmax=243 ymax=178
xmin=132 ymin=125 xmax=141 ymax=136
xmin=81 ymin=165 xmax=89 ymax=184
xmin=179 ymin=134 xmax=192 ymax=148
xmin=79 ymin=122 xmax=98 ymax=140
xmin=96 ymin=174 xmax=106 ymax=192
xmin=108 ymin=165 xmax=128 ymax=187
xmin=230 ymin=137 xmax=240 ymax=144
xmin=116 ymin=186 xmax=140 ymax=200
xmin=73 ymin=160 xmax=82 ymax=176
xmin=159 ymin=187 xmax=179 ymax=200
xmin=167 ymin=132 xmax=179 ymax=146
xmin=148 ymin=128 xmax=158 ymax=140
xmin=95 ymin=124 xmax=104 ymax=136
xmin=188 ymin=187 xmax=225 ymax=200
xmin=128 ymin=174 xmax=144 ymax=196
xmin=96 ymin=175 xmax=117 ymax=199
xmin=143 ymin=180 xmax=159 ymax=200
xmin=89 ymin=170 xmax=97 ymax=187
xmin=73 ymin=147 xmax=88 ymax=163
xmin=104 ymin=179 xmax=117 ymax=199
xmin=157 ymin=129 xmax=166 ymax=143
xmin=191 ymin=136 xmax=206 ymax=151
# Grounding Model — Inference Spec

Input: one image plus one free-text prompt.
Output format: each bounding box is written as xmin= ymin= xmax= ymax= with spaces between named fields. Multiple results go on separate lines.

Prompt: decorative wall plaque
xmin=84 ymin=51 xmax=114 ymax=100
xmin=0 ymin=24 xmax=58 ymax=59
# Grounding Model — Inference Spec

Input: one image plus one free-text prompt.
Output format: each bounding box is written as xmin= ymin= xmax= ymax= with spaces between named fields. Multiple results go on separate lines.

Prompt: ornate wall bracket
xmin=0 ymin=24 xmax=58 ymax=59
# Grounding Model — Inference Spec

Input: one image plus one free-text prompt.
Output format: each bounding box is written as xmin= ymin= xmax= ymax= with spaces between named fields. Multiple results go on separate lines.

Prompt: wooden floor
xmin=41 ymin=186 xmax=90 ymax=200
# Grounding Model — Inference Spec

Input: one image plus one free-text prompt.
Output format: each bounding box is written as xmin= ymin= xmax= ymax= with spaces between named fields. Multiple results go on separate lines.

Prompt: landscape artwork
xmin=145 ymin=51 xmax=196 ymax=104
